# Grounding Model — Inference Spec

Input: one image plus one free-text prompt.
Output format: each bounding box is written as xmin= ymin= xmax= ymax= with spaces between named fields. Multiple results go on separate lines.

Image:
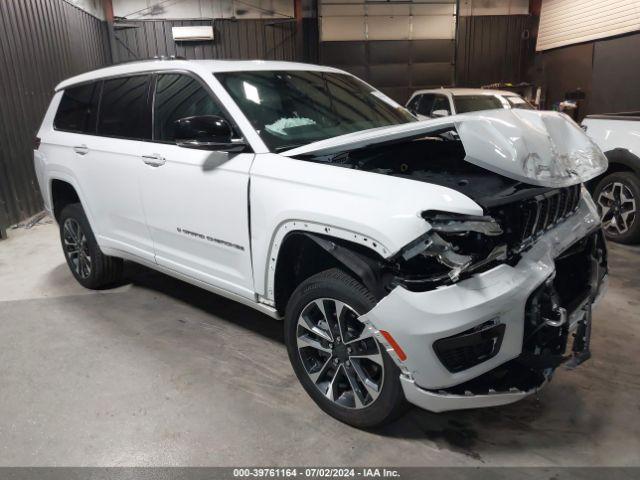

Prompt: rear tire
xmin=59 ymin=203 xmax=123 ymax=289
xmin=593 ymin=172 xmax=640 ymax=244
xmin=284 ymin=268 xmax=406 ymax=428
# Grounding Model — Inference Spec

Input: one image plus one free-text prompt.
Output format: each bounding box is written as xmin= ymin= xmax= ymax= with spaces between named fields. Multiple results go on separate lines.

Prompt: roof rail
xmin=153 ymin=55 xmax=187 ymax=60
xmin=114 ymin=55 xmax=187 ymax=65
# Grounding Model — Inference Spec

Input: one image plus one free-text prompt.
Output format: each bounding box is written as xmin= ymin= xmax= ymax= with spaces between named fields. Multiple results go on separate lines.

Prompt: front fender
xmin=249 ymin=153 xmax=483 ymax=298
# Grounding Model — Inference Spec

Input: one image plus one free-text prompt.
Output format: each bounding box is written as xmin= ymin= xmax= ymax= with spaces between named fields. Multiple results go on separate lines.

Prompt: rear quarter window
xmin=54 ymin=83 xmax=101 ymax=133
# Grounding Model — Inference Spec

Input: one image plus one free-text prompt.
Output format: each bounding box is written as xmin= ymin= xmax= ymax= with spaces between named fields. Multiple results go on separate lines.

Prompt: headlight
xmin=421 ymin=211 xmax=503 ymax=236
xmin=391 ymin=211 xmax=508 ymax=288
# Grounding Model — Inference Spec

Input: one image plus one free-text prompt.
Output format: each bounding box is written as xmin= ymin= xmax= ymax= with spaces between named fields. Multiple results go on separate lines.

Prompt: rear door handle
xmin=73 ymin=145 xmax=89 ymax=155
xmin=141 ymin=154 xmax=166 ymax=167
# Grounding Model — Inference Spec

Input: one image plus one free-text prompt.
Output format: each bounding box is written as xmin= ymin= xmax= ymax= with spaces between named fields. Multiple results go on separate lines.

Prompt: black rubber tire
xmin=59 ymin=203 xmax=123 ymax=289
xmin=593 ymin=171 xmax=640 ymax=244
xmin=284 ymin=268 xmax=406 ymax=428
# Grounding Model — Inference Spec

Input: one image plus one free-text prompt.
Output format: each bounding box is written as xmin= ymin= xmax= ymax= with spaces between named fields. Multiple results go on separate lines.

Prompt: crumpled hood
xmin=282 ymin=109 xmax=608 ymax=188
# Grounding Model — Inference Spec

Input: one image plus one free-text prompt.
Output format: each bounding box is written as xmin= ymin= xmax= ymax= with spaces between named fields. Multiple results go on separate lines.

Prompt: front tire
xmin=59 ymin=203 xmax=123 ymax=289
xmin=594 ymin=172 xmax=640 ymax=244
xmin=284 ymin=268 xmax=406 ymax=428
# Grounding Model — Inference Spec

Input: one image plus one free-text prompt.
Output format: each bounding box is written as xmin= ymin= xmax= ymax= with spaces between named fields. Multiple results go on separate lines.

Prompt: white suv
xmin=406 ymin=88 xmax=534 ymax=120
xmin=34 ymin=59 xmax=608 ymax=427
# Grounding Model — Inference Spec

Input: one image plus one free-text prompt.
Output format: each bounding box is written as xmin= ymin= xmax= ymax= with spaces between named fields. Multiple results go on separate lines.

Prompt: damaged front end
xmin=361 ymin=214 xmax=608 ymax=412
xmin=521 ymin=229 xmax=607 ymax=371
xmin=285 ymin=110 xmax=610 ymax=412
xmin=390 ymin=184 xmax=585 ymax=291
xmin=431 ymin=229 xmax=608 ymax=401
xmin=288 ymin=109 xmax=607 ymax=295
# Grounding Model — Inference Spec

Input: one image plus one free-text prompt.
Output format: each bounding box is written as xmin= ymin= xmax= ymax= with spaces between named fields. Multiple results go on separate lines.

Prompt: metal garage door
xmin=318 ymin=0 xmax=456 ymax=104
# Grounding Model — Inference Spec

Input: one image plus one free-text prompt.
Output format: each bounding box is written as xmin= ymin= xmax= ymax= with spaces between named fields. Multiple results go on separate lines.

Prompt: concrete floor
xmin=0 ymin=219 xmax=639 ymax=467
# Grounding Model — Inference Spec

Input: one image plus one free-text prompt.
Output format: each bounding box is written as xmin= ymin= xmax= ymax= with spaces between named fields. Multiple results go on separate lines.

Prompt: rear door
xmin=84 ymin=74 xmax=156 ymax=262
xmin=138 ymin=72 xmax=255 ymax=299
xmin=51 ymin=76 xmax=156 ymax=263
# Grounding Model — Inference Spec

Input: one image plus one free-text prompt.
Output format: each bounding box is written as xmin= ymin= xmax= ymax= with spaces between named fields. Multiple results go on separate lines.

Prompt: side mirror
xmin=174 ymin=115 xmax=246 ymax=152
xmin=431 ymin=109 xmax=450 ymax=118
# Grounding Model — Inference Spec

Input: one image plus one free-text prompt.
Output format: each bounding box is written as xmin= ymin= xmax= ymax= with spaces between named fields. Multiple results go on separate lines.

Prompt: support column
xmin=102 ymin=0 xmax=118 ymax=64
xmin=295 ymin=0 xmax=319 ymax=63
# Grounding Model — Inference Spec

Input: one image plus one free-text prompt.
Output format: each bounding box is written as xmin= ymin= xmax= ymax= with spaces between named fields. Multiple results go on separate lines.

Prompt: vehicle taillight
xmin=34 ymin=136 xmax=41 ymax=150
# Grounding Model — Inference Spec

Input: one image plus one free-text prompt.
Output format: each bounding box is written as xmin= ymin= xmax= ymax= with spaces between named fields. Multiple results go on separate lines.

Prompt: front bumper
xmin=400 ymin=376 xmax=548 ymax=413
xmin=362 ymin=195 xmax=607 ymax=412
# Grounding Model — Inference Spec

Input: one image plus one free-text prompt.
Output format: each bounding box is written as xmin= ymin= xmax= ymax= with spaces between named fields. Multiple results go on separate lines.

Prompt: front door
xmin=139 ymin=72 xmax=254 ymax=299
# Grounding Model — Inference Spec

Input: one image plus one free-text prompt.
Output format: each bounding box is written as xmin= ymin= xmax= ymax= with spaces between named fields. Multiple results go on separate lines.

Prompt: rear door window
xmin=54 ymin=82 xmax=101 ymax=134
xmin=97 ymin=75 xmax=151 ymax=140
xmin=416 ymin=94 xmax=435 ymax=116
xmin=431 ymin=95 xmax=451 ymax=115
xmin=153 ymin=73 xmax=226 ymax=143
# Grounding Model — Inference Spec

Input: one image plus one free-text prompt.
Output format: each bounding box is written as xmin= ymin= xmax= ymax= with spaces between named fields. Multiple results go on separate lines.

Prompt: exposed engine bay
xmin=296 ymin=129 xmax=589 ymax=292
xmin=296 ymin=127 xmax=541 ymax=208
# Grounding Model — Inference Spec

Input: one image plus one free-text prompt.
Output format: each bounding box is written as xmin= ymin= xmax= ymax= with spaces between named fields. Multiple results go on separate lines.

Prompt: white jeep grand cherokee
xmin=34 ymin=59 xmax=609 ymax=427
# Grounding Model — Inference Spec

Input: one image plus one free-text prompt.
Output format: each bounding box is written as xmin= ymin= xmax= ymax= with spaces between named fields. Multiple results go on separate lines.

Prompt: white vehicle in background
xmin=34 ymin=59 xmax=607 ymax=428
xmin=406 ymin=88 xmax=534 ymax=120
xmin=582 ymin=113 xmax=640 ymax=244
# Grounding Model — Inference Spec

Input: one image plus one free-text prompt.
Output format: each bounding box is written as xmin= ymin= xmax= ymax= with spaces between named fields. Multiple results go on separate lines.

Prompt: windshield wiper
xmin=274 ymin=144 xmax=306 ymax=153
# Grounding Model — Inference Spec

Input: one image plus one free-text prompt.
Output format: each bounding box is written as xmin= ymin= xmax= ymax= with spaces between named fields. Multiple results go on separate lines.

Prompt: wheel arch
xmin=50 ymin=178 xmax=80 ymax=222
xmin=48 ymin=175 xmax=99 ymax=235
xmin=587 ymin=148 xmax=640 ymax=192
xmin=268 ymin=224 xmax=390 ymax=315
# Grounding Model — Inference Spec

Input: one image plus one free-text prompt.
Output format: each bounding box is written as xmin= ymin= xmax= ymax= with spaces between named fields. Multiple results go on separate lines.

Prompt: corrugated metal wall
xmin=532 ymin=30 xmax=640 ymax=117
xmin=456 ymin=15 xmax=537 ymax=87
xmin=531 ymin=41 xmax=593 ymax=115
xmin=112 ymin=19 xmax=297 ymax=63
xmin=0 ymin=0 xmax=110 ymax=231
xmin=590 ymin=32 xmax=640 ymax=114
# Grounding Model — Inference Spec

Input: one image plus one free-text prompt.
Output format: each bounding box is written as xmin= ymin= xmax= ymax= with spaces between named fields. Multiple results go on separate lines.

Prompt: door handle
xmin=141 ymin=154 xmax=166 ymax=167
xmin=73 ymin=145 xmax=89 ymax=155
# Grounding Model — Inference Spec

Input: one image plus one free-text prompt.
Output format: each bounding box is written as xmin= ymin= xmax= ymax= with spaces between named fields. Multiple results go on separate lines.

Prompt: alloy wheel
xmin=597 ymin=181 xmax=636 ymax=235
xmin=62 ymin=218 xmax=92 ymax=279
xmin=296 ymin=298 xmax=384 ymax=409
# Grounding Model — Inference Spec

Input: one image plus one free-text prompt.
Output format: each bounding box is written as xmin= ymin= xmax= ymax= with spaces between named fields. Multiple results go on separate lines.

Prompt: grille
xmin=492 ymin=184 xmax=581 ymax=253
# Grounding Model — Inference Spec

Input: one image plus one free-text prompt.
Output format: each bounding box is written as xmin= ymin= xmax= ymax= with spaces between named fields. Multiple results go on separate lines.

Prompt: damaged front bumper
xmin=361 ymin=194 xmax=607 ymax=412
